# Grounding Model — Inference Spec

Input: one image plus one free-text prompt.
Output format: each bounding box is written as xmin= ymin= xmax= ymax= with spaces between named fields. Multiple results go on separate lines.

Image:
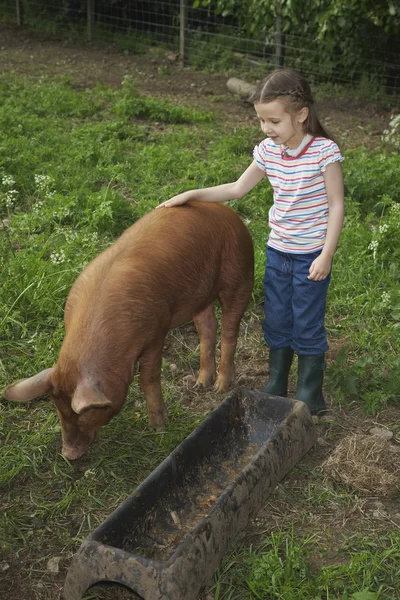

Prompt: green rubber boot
xmin=295 ymin=355 xmax=327 ymax=416
xmin=263 ymin=347 xmax=294 ymax=397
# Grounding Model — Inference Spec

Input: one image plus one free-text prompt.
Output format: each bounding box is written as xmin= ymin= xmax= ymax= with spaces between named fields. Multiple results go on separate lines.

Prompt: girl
xmin=158 ymin=68 xmax=344 ymax=415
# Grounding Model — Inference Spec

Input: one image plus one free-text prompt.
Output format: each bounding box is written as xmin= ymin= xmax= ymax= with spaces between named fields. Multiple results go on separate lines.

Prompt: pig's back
xmin=125 ymin=201 xmax=253 ymax=327
xmin=118 ymin=201 xmax=251 ymax=263
xmin=66 ymin=202 xmax=253 ymax=331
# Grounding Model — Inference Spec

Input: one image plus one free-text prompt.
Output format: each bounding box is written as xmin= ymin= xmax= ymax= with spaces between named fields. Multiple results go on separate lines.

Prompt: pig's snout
xmin=61 ymin=431 xmax=96 ymax=461
xmin=62 ymin=441 xmax=92 ymax=461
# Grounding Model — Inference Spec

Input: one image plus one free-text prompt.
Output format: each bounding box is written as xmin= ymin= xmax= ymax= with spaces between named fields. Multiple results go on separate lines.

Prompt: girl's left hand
xmin=308 ymin=254 xmax=332 ymax=281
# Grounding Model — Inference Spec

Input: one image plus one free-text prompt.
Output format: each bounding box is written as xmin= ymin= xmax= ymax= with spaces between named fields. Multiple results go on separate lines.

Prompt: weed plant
xmin=211 ymin=530 xmax=400 ymax=599
xmin=0 ymin=74 xmax=399 ymax=598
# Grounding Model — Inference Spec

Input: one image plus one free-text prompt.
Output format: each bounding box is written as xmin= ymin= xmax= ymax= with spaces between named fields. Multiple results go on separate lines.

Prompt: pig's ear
xmin=2 ymin=368 xmax=54 ymax=402
xmin=71 ymin=382 xmax=113 ymax=415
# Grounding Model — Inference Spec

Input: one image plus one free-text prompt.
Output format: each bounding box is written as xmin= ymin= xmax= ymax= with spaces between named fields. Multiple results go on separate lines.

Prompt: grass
xmin=210 ymin=529 xmax=400 ymax=599
xmin=0 ymin=72 xmax=399 ymax=599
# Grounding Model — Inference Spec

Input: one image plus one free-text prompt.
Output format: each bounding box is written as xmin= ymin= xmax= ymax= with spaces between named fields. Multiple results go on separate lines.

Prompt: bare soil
xmin=0 ymin=23 xmax=394 ymax=149
xmin=0 ymin=22 xmax=399 ymax=600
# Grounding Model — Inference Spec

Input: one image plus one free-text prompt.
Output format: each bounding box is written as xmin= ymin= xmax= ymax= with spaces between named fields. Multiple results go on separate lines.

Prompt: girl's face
xmin=254 ymin=100 xmax=309 ymax=149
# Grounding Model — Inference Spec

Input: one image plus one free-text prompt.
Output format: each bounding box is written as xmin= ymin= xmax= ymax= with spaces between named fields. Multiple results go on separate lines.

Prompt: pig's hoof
xmin=214 ymin=376 xmax=231 ymax=393
xmin=194 ymin=379 xmax=212 ymax=390
xmin=194 ymin=372 xmax=216 ymax=389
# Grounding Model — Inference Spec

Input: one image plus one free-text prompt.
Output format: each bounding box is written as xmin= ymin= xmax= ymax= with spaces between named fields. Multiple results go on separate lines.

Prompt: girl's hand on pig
xmin=157 ymin=191 xmax=193 ymax=208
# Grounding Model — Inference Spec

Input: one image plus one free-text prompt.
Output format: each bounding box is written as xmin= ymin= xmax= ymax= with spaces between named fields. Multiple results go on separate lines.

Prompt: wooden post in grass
xmin=275 ymin=7 xmax=286 ymax=68
xmin=16 ymin=0 xmax=24 ymax=26
xmin=87 ymin=0 xmax=95 ymax=42
xmin=180 ymin=0 xmax=188 ymax=65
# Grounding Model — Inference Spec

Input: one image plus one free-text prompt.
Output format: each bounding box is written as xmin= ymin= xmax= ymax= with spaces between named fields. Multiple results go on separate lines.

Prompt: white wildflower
xmin=34 ymin=174 xmax=53 ymax=187
xmin=378 ymin=223 xmax=389 ymax=234
xmin=63 ymin=229 xmax=78 ymax=243
xmin=33 ymin=200 xmax=44 ymax=212
xmin=55 ymin=206 xmax=70 ymax=218
xmin=4 ymin=189 xmax=18 ymax=208
xmin=382 ymin=114 xmax=400 ymax=148
xmin=2 ymin=175 xmax=16 ymax=187
xmin=368 ymin=239 xmax=379 ymax=260
xmin=380 ymin=292 xmax=391 ymax=307
xmin=34 ymin=174 xmax=55 ymax=197
xmin=50 ymin=249 xmax=66 ymax=264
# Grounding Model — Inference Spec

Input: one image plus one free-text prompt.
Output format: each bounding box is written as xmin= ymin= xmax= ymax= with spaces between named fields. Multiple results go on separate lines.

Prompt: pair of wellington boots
xmin=264 ymin=347 xmax=327 ymax=416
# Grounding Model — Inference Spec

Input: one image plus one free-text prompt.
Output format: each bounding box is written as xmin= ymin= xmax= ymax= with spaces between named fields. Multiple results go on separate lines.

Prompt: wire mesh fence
xmin=2 ymin=0 xmax=400 ymax=93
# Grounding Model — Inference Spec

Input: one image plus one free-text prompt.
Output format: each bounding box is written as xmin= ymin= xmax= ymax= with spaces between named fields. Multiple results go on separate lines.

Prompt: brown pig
xmin=2 ymin=201 xmax=254 ymax=460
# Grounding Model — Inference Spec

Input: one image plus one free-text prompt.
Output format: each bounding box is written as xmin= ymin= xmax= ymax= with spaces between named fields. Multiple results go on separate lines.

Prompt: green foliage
xmin=114 ymin=75 xmax=213 ymax=123
xmin=0 ymin=73 xmax=399 ymax=599
xmin=1 ymin=73 xmax=399 ymax=417
xmin=211 ymin=530 xmax=400 ymax=599
xmin=351 ymin=593 xmax=379 ymax=600
xmin=195 ymin=0 xmax=400 ymax=86
xmin=343 ymin=147 xmax=400 ymax=215
xmin=0 ymin=74 xmax=216 ymax=386
xmin=2 ymin=0 xmax=400 ymax=91
xmin=325 ymin=179 xmax=400 ymax=412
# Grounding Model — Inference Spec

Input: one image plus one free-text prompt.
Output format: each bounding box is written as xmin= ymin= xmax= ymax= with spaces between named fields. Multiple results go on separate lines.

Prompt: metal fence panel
xmin=1 ymin=0 xmax=400 ymax=92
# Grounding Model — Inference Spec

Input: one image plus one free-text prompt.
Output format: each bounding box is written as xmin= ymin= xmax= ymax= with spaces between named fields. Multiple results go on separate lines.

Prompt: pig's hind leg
xmin=215 ymin=286 xmax=251 ymax=391
xmin=193 ymin=304 xmax=218 ymax=388
xmin=138 ymin=344 xmax=168 ymax=430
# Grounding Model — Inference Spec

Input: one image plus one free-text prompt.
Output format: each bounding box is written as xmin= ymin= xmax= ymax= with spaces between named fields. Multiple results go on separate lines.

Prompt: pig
xmin=2 ymin=201 xmax=254 ymax=460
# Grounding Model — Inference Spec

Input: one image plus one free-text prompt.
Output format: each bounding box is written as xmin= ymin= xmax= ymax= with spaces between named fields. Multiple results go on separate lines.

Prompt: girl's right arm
xmin=157 ymin=161 xmax=265 ymax=208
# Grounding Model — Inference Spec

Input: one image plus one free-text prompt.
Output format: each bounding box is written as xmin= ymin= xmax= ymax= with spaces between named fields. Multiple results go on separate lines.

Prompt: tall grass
xmin=0 ymin=73 xmax=399 ymax=598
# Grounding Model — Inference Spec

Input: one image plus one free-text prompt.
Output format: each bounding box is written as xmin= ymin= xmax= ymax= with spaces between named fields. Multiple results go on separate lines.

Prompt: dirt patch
xmin=0 ymin=22 xmax=393 ymax=149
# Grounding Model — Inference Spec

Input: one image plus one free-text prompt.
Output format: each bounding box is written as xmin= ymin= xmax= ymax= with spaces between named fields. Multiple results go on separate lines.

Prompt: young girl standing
xmin=158 ymin=68 xmax=344 ymax=415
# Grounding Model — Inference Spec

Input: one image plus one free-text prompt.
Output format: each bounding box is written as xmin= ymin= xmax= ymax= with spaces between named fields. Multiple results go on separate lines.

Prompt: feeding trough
xmin=63 ymin=389 xmax=316 ymax=600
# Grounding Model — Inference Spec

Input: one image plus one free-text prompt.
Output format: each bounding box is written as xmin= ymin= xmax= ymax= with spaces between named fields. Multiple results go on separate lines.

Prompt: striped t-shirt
xmin=253 ymin=136 xmax=344 ymax=254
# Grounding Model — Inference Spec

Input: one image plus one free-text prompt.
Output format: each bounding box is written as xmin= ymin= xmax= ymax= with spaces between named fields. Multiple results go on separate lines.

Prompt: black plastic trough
xmin=63 ymin=389 xmax=316 ymax=600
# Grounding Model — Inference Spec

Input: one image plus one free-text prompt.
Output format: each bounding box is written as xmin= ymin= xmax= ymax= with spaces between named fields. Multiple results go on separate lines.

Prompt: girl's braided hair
xmin=251 ymin=68 xmax=332 ymax=140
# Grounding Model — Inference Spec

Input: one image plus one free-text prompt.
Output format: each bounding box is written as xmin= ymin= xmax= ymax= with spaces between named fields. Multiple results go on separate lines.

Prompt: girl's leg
xmin=296 ymin=354 xmax=326 ymax=415
xmin=263 ymin=246 xmax=294 ymax=395
xmin=263 ymin=246 xmax=293 ymax=348
xmin=291 ymin=251 xmax=330 ymax=356
xmin=263 ymin=347 xmax=294 ymax=396
xmin=291 ymin=251 xmax=331 ymax=414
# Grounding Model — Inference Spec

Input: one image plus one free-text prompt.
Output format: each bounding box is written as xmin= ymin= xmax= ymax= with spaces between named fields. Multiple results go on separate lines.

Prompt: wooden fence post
xmin=16 ymin=0 xmax=24 ymax=26
xmin=87 ymin=0 xmax=95 ymax=42
xmin=275 ymin=10 xmax=285 ymax=68
xmin=180 ymin=0 xmax=188 ymax=65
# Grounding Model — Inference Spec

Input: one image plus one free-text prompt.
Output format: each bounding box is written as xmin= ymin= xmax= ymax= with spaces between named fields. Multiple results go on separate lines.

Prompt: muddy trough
xmin=63 ymin=389 xmax=316 ymax=600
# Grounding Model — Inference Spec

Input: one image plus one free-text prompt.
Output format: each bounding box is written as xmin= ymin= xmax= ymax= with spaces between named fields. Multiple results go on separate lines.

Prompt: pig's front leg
xmin=139 ymin=344 xmax=168 ymax=430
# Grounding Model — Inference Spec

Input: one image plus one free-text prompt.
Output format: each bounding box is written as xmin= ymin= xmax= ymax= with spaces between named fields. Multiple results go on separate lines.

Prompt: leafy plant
xmin=1 ymin=72 xmax=400 ymax=600
xmin=114 ymin=75 xmax=213 ymax=123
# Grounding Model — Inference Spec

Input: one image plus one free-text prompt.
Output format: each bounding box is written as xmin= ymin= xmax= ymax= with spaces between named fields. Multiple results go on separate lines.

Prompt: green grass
xmin=210 ymin=529 xmax=400 ymax=599
xmin=0 ymin=72 xmax=399 ymax=598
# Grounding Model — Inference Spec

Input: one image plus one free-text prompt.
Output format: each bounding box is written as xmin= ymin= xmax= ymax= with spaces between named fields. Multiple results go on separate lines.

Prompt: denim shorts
xmin=263 ymin=245 xmax=331 ymax=356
